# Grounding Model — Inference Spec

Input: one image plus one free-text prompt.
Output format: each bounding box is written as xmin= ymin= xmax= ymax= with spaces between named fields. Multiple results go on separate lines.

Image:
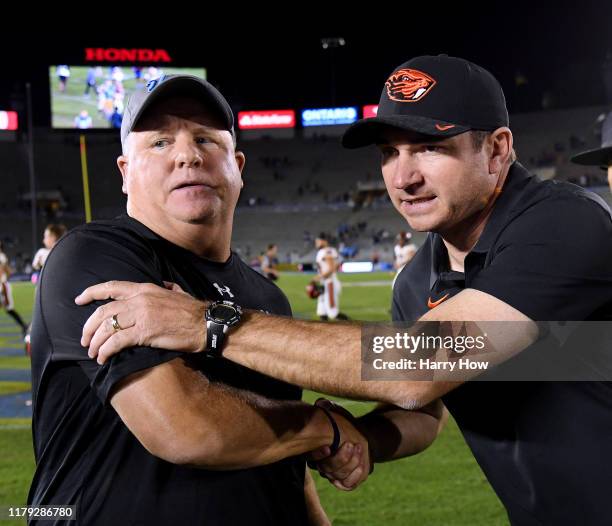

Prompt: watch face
xmin=211 ymin=304 xmax=238 ymax=322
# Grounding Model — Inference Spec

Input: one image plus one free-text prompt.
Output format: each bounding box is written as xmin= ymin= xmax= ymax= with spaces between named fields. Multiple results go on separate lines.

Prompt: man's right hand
xmin=76 ymin=281 xmax=207 ymax=364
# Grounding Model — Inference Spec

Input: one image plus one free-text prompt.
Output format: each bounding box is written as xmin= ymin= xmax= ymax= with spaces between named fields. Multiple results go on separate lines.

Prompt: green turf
xmin=0 ymin=282 xmax=34 ymax=371
xmin=0 ymin=383 xmax=31 ymax=396
xmin=276 ymin=272 xmax=394 ymax=321
xmin=0 ymin=357 xmax=30 ymax=370
xmin=0 ymin=278 xmax=507 ymax=524
xmin=0 ymin=422 xmax=34 ymax=520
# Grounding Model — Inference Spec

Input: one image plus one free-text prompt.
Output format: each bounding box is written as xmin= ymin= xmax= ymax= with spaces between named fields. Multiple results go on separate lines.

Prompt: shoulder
xmin=502 ymin=181 xmax=611 ymax=245
xmin=42 ymin=218 xmax=165 ymax=289
xmin=53 ymin=218 xmax=158 ymax=261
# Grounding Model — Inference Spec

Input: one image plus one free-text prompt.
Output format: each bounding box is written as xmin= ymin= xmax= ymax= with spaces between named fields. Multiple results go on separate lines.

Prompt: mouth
xmin=400 ymin=195 xmax=438 ymax=214
xmin=406 ymin=196 xmax=436 ymax=204
xmin=173 ymin=181 xmax=215 ymax=191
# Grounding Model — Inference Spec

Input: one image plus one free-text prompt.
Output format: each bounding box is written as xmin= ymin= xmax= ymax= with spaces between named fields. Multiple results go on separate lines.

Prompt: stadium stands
xmin=1 ymin=105 xmax=610 ymax=270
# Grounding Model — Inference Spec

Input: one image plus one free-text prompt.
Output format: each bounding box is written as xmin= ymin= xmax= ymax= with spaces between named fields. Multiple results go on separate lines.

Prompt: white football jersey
xmin=394 ymin=243 xmax=417 ymax=268
xmin=316 ymin=247 xmax=339 ymax=276
xmin=33 ymin=248 xmax=51 ymax=270
xmin=0 ymin=252 xmax=8 ymax=282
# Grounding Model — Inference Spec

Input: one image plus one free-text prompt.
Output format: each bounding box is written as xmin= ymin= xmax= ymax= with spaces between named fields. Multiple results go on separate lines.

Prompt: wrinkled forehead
xmin=133 ymin=96 xmax=227 ymax=134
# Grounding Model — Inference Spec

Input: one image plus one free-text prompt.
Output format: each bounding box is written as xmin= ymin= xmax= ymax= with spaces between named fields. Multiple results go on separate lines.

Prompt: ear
xmin=235 ymin=150 xmax=246 ymax=188
xmin=117 ymin=155 xmax=129 ymax=195
xmin=488 ymin=127 xmax=513 ymax=175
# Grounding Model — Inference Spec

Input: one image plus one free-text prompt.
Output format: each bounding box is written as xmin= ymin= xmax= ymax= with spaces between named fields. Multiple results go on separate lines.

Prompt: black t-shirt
xmin=28 ymin=216 xmax=307 ymax=526
xmin=393 ymin=163 xmax=612 ymax=525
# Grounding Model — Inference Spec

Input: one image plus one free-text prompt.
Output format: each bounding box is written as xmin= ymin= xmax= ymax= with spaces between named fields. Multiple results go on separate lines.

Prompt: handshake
xmin=308 ymin=398 xmax=374 ymax=491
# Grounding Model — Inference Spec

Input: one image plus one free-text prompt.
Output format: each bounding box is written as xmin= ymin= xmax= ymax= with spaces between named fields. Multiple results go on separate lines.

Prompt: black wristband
xmin=315 ymin=399 xmax=341 ymax=455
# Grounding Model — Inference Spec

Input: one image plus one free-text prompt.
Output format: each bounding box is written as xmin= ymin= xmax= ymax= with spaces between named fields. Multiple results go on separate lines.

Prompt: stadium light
xmin=320 ymin=37 xmax=346 ymax=50
xmin=320 ymin=37 xmax=346 ymax=105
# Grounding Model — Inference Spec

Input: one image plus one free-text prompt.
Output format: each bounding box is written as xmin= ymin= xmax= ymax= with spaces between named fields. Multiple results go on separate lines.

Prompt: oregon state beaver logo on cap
xmin=385 ymin=68 xmax=436 ymax=103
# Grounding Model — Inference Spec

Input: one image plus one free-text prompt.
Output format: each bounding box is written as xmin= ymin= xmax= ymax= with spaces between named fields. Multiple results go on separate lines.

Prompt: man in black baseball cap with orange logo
xmin=343 ymin=54 xmax=509 ymax=146
xmin=74 ymin=56 xmax=612 ymax=525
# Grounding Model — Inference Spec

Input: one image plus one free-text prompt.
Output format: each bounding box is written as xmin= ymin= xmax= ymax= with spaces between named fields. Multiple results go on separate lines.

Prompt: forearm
xmin=184 ymin=382 xmax=336 ymax=470
xmin=225 ymin=295 xmax=536 ymax=409
xmin=357 ymin=401 xmax=447 ymax=462
xmin=224 ymin=312 xmax=407 ymax=407
xmin=112 ymin=359 xmax=338 ymax=471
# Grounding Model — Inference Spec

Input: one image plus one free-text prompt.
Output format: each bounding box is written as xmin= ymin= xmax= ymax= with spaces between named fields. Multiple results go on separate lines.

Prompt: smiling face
xmin=117 ymin=96 xmax=244 ymax=231
xmin=378 ymin=129 xmax=503 ymax=237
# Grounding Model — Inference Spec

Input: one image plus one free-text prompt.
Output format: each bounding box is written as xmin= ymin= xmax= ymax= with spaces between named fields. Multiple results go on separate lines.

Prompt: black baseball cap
xmin=120 ymin=74 xmax=235 ymax=149
xmin=342 ymin=55 xmax=509 ymax=149
xmin=571 ymin=112 xmax=612 ymax=168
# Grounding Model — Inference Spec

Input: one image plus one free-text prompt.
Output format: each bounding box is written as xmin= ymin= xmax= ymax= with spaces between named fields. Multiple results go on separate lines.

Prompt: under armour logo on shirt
xmin=213 ymin=283 xmax=234 ymax=298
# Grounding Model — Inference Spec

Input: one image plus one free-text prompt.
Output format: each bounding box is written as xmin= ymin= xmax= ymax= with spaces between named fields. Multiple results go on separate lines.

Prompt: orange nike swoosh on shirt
xmin=435 ymin=124 xmax=455 ymax=131
xmin=427 ymin=293 xmax=450 ymax=309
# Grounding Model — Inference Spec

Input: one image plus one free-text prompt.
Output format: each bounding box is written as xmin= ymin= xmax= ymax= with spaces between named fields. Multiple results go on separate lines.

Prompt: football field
xmin=0 ymin=274 xmax=507 ymax=525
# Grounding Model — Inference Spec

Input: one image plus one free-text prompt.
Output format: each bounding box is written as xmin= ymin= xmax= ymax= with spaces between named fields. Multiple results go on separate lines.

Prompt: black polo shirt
xmin=28 ymin=216 xmax=307 ymax=526
xmin=393 ymin=162 xmax=612 ymax=525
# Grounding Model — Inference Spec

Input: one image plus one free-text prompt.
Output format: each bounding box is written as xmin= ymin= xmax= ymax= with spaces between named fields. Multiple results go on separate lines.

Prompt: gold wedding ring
xmin=111 ymin=314 xmax=123 ymax=332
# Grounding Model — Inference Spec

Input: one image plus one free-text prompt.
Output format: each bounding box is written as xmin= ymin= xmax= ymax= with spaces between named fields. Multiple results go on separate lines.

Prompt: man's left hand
xmin=76 ymin=281 xmax=207 ymax=364
xmin=308 ymin=399 xmax=373 ymax=491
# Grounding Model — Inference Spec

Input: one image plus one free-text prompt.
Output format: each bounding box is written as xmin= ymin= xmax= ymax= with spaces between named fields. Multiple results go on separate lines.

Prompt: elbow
xmin=387 ymin=383 xmax=432 ymax=411
xmin=138 ymin=426 xmax=226 ymax=468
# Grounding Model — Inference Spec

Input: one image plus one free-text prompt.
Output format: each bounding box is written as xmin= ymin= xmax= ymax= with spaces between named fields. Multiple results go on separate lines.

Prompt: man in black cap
xmin=571 ymin=111 xmax=612 ymax=191
xmin=27 ymin=74 xmax=380 ymax=525
xmin=75 ymin=57 xmax=612 ymax=524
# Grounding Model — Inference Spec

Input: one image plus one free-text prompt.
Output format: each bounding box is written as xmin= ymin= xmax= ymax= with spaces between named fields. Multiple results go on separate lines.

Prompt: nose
xmin=174 ymin=137 xmax=203 ymax=169
xmin=389 ymin=150 xmax=424 ymax=191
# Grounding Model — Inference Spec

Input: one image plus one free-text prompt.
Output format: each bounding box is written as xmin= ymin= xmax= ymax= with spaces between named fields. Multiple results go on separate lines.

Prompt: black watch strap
xmin=206 ymin=320 xmax=227 ymax=358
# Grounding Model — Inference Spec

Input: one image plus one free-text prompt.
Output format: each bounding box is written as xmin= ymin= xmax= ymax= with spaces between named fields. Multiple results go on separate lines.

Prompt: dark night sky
xmin=2 ymin=4 xmax=611 ymax=125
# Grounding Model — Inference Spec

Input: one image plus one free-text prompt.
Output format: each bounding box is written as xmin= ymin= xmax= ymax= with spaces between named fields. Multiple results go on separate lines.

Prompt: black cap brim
xmin=342 ymin=115 xmax=471 ymax=149
xmin=570 ymin=146 xmax=612 ymax=168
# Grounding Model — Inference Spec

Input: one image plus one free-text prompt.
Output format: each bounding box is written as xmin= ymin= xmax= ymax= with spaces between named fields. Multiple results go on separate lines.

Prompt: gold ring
xmin=111 ymin=314 xmax=123 ymax=332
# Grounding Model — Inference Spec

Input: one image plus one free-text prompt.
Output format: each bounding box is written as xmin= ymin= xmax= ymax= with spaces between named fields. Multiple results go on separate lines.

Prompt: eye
xmin=195 ymin=137 xmax=212 ymax=145
xmin=424 ymin=144 xmax=443 ymax=153
xmin=152 ymin=139 xmax=169 ymax=148
xmin=380 ymin=146 xmax=397 ymax=159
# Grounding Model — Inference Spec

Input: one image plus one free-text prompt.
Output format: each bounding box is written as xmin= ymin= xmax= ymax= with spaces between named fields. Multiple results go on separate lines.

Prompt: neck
xmin=128 ymin=209 xmax=232 ymax=262
xmin=440 ymin=165 xmax=510 ymax=272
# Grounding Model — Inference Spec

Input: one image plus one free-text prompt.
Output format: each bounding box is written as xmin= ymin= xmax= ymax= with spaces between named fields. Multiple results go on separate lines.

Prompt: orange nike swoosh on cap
xmin=427 ymin=293 xmax=450 ymax=309
xmin=435 ymin=124 xmax=456 ymax=131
